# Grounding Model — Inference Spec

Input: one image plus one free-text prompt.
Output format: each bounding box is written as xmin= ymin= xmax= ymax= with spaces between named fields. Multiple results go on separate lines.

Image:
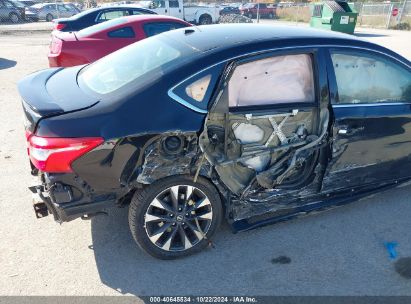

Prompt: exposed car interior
xmin=199 ymin=53 xmax=329 ymax=196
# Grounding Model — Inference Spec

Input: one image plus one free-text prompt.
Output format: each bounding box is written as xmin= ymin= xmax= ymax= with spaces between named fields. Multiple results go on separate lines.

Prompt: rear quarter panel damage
xmin=135 ymin=132 xmax=211 ymax=184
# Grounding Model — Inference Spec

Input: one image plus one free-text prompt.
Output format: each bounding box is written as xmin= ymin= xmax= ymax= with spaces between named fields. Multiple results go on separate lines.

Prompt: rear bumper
xmin=47 ymin=53 xmax=89 ymax=68
xmin=30 ymin=173 xmax=116 ymax=222
xmin=47 ymin=53 xmax=62 ymax=68
xmin=25 ymin=12 xmax=39 ymax=20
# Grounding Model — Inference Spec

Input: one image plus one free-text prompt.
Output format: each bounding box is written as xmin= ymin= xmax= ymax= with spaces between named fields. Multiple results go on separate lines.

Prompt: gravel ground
xmin=0 ymin=24 xmax=410 ymax=297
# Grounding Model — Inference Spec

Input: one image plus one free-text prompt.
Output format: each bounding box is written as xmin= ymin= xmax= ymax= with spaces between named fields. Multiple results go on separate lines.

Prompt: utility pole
xmin=55 ymin=0 xmax=59 ymax=18
xmin=398 ymin=0 xmax=408 ymax=24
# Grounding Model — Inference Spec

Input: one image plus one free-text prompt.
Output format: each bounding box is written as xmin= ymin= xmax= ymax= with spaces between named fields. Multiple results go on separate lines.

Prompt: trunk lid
xmin=18 ymin=67 xmax=99 ymax=132
xmin=53 ymin=18 xmax=73 ymax=31
xmin=52 ymin=30 xmax=78 ymax=42
xmin=49 ymin=31 xmax=77 ymax=54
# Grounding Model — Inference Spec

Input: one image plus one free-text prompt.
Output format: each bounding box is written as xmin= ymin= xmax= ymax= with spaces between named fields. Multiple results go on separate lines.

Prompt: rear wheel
xmin=199 ymin=14 xmax=212 ymax=25
xmin=46 ymin=13 xmax=54 ymax=22
xmin=128 ymin=175 xmax=223 ymax=259
xmin=9 ymin=12 xmax=19 ymax=23
xmin=268 ymin=12 xmax=274 ymax=19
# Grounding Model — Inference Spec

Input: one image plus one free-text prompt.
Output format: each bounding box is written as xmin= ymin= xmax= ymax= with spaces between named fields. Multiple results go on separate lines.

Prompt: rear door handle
xmin=338 ymin=128 xmax=349 ymax=135
xmin=338 ymin=126 xmax=364 ymax=135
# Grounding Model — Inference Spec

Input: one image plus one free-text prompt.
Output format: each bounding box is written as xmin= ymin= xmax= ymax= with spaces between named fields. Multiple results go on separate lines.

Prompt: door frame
xmin=205 ymin=46 xmax=332 ymax=195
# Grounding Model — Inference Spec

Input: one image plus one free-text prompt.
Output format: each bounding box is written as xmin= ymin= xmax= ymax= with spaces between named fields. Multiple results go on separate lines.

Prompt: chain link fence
xmin=354 ymin=1 xmax=411 ymax=28
xmin=276 ymin=1 xmax=411 ymax=29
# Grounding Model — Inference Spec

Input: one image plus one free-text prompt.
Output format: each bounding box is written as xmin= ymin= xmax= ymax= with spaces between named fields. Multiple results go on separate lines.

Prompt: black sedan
xmin=19 ymin=24 xmax=411 ymax=259
xmin=53 ymin=5 xmax=156 ymax=31
xmin=219 ymin=6 xmax=241 ymax=15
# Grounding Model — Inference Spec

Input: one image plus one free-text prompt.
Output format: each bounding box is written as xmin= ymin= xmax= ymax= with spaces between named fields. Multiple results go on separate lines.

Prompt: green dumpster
xmin=309 ymin=1 xmax=358 ymax=34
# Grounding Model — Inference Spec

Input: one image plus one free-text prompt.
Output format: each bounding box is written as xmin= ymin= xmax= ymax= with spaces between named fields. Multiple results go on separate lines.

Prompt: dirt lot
xmin=0 ymin=24 xmax=411 ymax=297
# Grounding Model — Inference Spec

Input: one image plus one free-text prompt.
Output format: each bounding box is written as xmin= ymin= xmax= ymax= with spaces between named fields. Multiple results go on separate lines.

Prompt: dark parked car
xmin=219 ymin=6 xmax=240 ymax=15
xmin=19 ymin=24 xmax=411 ymax=259
xmin=0 ymin=0 xmax=24 ymax=23
xmin=52 ymin=5 xmax=156 ymax=31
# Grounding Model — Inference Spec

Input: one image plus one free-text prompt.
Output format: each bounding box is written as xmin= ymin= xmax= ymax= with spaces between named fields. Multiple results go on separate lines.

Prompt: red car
xmin=48 ymin=15 xmax=191 ymax=67
xmin=240 ymin=3 xmax=276 ymax=19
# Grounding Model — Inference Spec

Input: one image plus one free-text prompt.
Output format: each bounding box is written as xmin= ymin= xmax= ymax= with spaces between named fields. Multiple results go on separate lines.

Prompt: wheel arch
xmin=195 ymin=10 xmax=214 ymax=23
xmin=127 ymin=132 xmax=230 ymax=216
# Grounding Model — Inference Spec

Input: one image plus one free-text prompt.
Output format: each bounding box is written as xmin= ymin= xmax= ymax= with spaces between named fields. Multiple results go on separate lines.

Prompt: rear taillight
xmin=26 ymin=134 xmax=103 ymax=173
xmin=54 ymin=23 xmax=67 ymax=31
xmin=49 ymin=37 xmax=62 ymax=54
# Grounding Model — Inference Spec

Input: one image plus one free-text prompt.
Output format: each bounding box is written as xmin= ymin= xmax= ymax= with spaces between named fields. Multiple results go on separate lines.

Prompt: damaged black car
xmin=19 ymin=24 xmax=411 ymax=259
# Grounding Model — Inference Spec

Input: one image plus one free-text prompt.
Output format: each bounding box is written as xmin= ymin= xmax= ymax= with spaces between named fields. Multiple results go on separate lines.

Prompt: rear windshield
xmin=78 ymin=34 xmax=197 ymax=95
xmin=77 ymin=17 xmax=127 ymax=38
xmin=68 ymin=7 xmax=96 ymax=19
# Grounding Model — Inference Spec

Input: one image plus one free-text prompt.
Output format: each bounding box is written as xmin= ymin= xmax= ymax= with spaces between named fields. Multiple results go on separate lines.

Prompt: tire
xmin=9 ymin=12 xmax=19 ymax=23
xmin=129 ymin=175 xmax=223 ymax=259
xmin=248 ymin=13 xmax=253 ymax=19
xmin=198 ymin=14 xmax=212 ymax=25
xmin=268 ymin=13 xmax=274 ymax=19
xmin=46 ymin=13 xmax=54 ymax=22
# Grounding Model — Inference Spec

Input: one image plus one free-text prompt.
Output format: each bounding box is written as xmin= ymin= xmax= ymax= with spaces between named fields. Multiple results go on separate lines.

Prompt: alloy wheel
xmin=144 ymin=185 xmax=213 ymax=252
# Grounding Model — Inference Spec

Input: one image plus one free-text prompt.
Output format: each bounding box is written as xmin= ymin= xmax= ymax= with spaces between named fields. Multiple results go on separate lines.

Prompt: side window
xmin=58 ymin=4 xmax=68 ymax=11
xmin=64 ymin=4 xmax=74 ymax=11
xmin=169 ymin=64 xmax=224 ymax=113
xmin=4 ymin=1 xmax=14 ymax=8
xmin=228 ymin=54 xmax=315 ymax=108
xmin=331 ymin=51 xmax=411 ymax=104
xmin=185 ymin=75 xmax=212 ymax=102
xmin=107 ymin=26 xmax=135 ymax=38
xmin=97 ymin=10 xmax=127 ymax=22
xmin=151 ymin=0 xmax=165 ymax=8
xmin=131 ymin=9 xmax=144 ymax=15
xmin=143 ymin=22 xmax=187 ymax=37
xmin=169 ymin=0 xmax=179 ymax=8
xmin=259 ymin=4 xmax=267 ymax=9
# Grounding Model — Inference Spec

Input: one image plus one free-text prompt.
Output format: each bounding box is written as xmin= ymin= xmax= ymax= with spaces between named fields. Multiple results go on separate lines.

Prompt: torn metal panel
xmin=136 ymin=133 xmax=210 ymax=184
xmin=231 ymin=176 xmax=411 ymax=232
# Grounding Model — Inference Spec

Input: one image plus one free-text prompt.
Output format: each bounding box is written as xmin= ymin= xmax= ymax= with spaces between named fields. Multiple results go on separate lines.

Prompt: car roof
xmin=164 ymin=24 xmax=359 ymax=52
xmin=77 ymin=14 xmax=191 ymax=37
xmin=66 ymin=5 xmax=156 ymax=20
xmin=121 ymin=14 xmax=190 ymax=23
xmin=159 ymin=24 xmax=411 ymax=71
xmin=87 ymin=5 xmax=155 ymax=13
xmin=32 ymin=3 xmax=50 ymax=7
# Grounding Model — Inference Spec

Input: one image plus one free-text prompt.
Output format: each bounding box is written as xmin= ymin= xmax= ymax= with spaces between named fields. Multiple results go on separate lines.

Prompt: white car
xmin=148 ymin=0 xmax=218 ymax=24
